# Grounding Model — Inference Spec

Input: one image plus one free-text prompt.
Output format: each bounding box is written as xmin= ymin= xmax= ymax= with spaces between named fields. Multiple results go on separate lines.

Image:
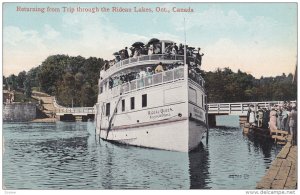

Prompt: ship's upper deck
xmin=101 ymin=54 xmax=200 ymax=80
xmin=98 ymin=39 xmax=205 ymax=96
xmin=100 ymin=39 xmax=203 ymax=80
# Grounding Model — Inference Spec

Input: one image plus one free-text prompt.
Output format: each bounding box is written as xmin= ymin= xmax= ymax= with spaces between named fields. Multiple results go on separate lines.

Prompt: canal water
xmin=3 ymin=116 xmax=282 ymax=190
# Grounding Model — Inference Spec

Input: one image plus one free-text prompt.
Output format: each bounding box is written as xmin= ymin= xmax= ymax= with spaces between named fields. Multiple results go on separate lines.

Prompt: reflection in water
xmin=245 ymin=133 xmax=282 ymax=168
xmin=3 ymin=121 xmax=281 ymax=189
xmin=189 ymin=143 xmax=210 ymax=189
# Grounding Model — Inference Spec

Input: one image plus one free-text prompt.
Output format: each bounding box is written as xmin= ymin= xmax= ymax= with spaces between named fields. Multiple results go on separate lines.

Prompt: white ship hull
xmin=96 ymin=65 xmax=207 ymax=152
xmin=97 ymin=114 xmax=206 ymax=152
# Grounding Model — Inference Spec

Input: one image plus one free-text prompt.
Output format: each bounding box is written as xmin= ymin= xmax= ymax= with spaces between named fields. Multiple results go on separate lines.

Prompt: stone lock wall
xmin=3 ymin=103 xmax=37 ymax=122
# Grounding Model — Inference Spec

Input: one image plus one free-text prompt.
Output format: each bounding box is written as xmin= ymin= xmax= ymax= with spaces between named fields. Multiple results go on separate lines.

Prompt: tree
xmin=38 ymin=55 xmax=69 ymax=95
xmin=80 ymin=82 xmax=94 ymax=107
xmin=16 ymin=71 xmax=26 ymax=89
xmin=6 ymin=74 xmax=17 ymax=90
xmin=3 ymin=76 xmax=7 ymax=90
xmin=24 ymin=77 xmax=32 ymax=98
xmin=27 ymin=67 xmax=41 ymax=89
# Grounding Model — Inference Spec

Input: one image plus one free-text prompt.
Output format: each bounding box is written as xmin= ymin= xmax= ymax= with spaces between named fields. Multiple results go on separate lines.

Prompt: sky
xmin=2 ymin=2 xmax=298 ymax=78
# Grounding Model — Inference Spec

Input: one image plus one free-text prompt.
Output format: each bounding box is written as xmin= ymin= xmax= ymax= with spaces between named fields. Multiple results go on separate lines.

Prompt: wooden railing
xmin=53 ymin=98 xmax=95 ymax=114
xmin=207 ymin=101 xmax=296 ymax=115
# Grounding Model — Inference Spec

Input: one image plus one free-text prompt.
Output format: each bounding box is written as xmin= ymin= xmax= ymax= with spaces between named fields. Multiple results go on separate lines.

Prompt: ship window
xmin=142 ymin=94 xmax=147 ymax=107
xmin=131 ymin=97 xmax=135 ymax=110
xmin=122 ymin=99 xmax=125 ymax=112
xmin=99 ymin=86 xmax=103 ymax=94
xmin=106 ymin=103 xmax=110 ymax=116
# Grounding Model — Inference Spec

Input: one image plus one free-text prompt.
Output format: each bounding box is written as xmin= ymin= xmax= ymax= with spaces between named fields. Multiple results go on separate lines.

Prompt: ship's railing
xmin=108 ymin=67 xmax=185 ymax=96
xmin=102 ymin=54 xmax=186 ymax=79
xmin=188 ymin=69 xmax=205 ymax=87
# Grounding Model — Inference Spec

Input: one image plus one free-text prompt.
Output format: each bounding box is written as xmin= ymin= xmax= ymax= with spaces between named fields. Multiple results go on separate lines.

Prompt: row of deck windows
xmin=105 ymin=94 xmax=147 ymax=116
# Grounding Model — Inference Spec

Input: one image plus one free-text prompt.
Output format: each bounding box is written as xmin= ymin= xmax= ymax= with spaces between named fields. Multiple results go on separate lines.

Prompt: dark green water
xmin=3 ymin=116 xmax=281 ymax=189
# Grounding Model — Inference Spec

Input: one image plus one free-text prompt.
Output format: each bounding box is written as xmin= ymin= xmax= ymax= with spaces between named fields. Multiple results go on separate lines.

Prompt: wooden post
xmin=205 ymin=96 xmax=209 ymax=144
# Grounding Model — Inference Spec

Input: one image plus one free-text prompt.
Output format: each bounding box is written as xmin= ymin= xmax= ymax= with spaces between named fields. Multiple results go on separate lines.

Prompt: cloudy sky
xmin=3 ymin=2 xmax=297 ymax=77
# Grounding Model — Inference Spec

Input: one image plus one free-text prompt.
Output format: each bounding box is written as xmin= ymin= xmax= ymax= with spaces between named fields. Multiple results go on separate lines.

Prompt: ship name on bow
xmin=147 ymin=107 xmax=174 ymax=119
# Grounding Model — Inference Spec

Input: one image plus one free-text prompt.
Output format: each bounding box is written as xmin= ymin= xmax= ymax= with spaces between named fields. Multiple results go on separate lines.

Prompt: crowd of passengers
xmin=103 ymin=39 xmax=204 ymax=71
xmin=100 ymin=39 xmax=204 ymax=90
xmin=247 ymin=102 xmax=297 ymax=146
xmin=106 ymin=62 xmax=184 ymax=89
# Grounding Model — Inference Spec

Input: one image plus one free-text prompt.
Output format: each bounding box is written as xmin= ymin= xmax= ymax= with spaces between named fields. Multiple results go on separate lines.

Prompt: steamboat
xmin=95 ymin=38 xmax=208 ymax=152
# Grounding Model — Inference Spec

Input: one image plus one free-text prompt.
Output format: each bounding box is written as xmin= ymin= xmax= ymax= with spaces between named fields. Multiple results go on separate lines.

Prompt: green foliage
xmin=16 ymin=71 xmax=26 ymax=89
xmin=37 ymin=55 xmax=70 ymax=95
xmin=6 ymin=74 xmax=17 ymax=90
xmin=27 ymin=66 xmax=41 ymax=90
xmin=7 ymin=54 xmax=296 ymax=107
xmin=203 ymin=67 xmax=297 ymax=103
xmin=3 ymin=76 xmax=7 ymax=90
xmin=24 ymin=77 xmax=32 ymax=98
xmin=14 ymin=91 xmax=37 ymax=103
xmin=35 ymin=54 xmax=104 ymax=107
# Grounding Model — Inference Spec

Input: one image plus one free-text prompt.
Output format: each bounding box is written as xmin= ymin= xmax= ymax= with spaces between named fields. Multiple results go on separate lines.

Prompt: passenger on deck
xmin=124 ymin=47 xmax=129 ymax=59
xmin=154 ymin=43 xmax=161 ymax=54
xmin=178 ymin=44 xmax=184 ymax=55
xmin=155 ymin=62 xmax=164 ymax=73
xmin=113 ymin=76 xmax=120 ymax=87
xmin=148 ymin=45 xmax=154 ymax=55
xmin=165 ymin=44 xmax=172 ymax=54
xmin=130 ymin=47 xmax=135 ymax=57
xmin=186 ymin=47 xmax=192 ymax=56
xmin=120 ymin=50 xmax=125 ymax=60
xmin=196 ymin=48 xmax=204 ymax=66
xmin=139 ymin=68 xmax=147 ymax=78
xmin=134 ymin=49 xmax=139 ymax=58
xmin=173 ymin=43 xmax=178 ymax=53
xmin=171 ymin=47 xmax=177 ymax=55
xmin=167 ymin=63 xmax=174 ymax=70
xmin=141 ymin=46 xmax=148 ymax=55
xmin=136 ymin=68 xmax=146 ymax=86
xmin=115 ymin=55 xmax=121 ymax=62
xmin=146 ymin=67 xmax=154 ymax=75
